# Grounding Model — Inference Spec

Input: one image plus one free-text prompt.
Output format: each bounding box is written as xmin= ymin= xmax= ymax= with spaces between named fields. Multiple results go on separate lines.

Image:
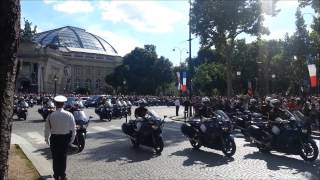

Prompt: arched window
xmin=75 ymin=78 xmax=80 ymax=89
xmin=85 ymin=79 xmax=91 ymax=90
xmin=66 ymin=78 xmax=71 ymax=91
xmin=95 ymin=79 xmax=101 ymax=89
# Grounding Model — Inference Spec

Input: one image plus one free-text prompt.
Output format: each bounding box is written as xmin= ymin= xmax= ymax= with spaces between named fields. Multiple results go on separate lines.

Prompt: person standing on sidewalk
xmin=175 ymin=98 xmax=180 ymax=116
xmin=44 ymin=95 xmax=76 ymax=180
xmin=183 ymin=98 xmax=191 ymax=118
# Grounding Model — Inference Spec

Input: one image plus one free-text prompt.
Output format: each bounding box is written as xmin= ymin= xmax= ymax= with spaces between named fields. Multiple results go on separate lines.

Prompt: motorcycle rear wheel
xmin=257 ymin=144 xmax=271 ymax=153
xmin=300 ymin=139 xmax=319 ymax=162
xmin=131 ymin=138 xmax=139 ymax=148
xmin=189 ymin=138 xmax=202 ymax=150
xmin=222 ymin=137 xmax=236 ymax=157
xmin=154 ymin=136 xmax=164 ymax=154
xmin=77 ymin=134 xmax=85 ymax=152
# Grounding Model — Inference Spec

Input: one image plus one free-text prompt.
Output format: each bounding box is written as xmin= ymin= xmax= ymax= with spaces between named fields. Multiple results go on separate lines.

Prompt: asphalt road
xmin=12 ymin=106 xmax=320 ymax=180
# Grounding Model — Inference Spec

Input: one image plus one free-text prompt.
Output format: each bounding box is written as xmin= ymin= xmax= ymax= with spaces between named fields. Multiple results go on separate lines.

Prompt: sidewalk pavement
xmin=11 ymin=133 xmax=53 ymax=180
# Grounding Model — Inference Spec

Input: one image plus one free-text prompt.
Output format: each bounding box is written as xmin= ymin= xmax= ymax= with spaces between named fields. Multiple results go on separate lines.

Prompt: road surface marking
xmin=89 ymin=126 xmax=124 ymax=136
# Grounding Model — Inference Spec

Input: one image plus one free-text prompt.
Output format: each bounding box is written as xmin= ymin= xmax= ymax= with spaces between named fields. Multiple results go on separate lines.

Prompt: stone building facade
xmin=16 ymin=26 xmax=122 ymax=94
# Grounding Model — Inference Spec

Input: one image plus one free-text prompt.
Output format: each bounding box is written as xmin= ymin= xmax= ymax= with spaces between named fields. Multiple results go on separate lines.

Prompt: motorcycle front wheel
xmin=76 ymin=134 xmax=85 ymax=152
xmin=222 ymin=136 xmax=236 ymax=157
xmin=131 ymin=138 xmax=139 ymax=148
xmin=300 ymin=139 xmax=319 ymax=162
xmin=189 ymin=137 xmax=202 ymax=150
xmin=154 ymin=136 xmax=164 ymax=154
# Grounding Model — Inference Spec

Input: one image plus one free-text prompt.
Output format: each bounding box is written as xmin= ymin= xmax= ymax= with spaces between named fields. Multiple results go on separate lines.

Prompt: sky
xmin=21 ymin=0 xmax=316 ymax=66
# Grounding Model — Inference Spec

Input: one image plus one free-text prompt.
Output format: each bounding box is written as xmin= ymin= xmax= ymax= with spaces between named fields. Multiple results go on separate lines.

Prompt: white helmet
xmin=270 ymin=99 xmax=281 ymax=108
xmin=265 ymin=96 xmax=272 ymax=104
xmin=201 ymin=97 xmax=210 ymax=103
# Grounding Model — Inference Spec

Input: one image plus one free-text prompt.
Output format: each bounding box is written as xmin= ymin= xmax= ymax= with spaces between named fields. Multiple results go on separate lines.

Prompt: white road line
xmin=91 ymin=126 xmax=108 ymax=132
xmin=27 ymin=132 xmax=46 ymax=144
xmin=109 ymin=125 xmax=121 ymax=130
xmin=89 ymin=126 xmax=124 ymax=136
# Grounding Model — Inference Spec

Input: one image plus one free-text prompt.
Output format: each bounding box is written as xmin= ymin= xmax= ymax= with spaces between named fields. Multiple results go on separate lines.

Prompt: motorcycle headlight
xmin=151 ymin=125 xmax=159 ymax=130
xmin=302 ymin=128 xmax=308 ymax=134
xmin=222 ymin=126 xmax=230 ymax=132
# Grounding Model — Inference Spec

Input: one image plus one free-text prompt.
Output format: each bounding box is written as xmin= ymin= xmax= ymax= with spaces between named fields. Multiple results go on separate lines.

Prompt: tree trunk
xmin=0 ymin=0 xmax=20 ymax=179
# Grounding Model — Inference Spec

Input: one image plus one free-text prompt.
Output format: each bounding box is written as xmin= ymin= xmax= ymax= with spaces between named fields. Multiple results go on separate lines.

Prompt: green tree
xmin=192 ymin=63 xmax=226 ymax=96
xmin=190 ymin=0 xmax=269 ymax=97
xmin=293 ymin=8 xmax=310 ymax=87
xmin=105 ymin=45 xmax=174 ymax=95
xmin=0 ymin=0 xmax=20 ymax=179
xmin=299 ymin=0 xmax=319 ymax=13
xmin=20 ymin=18 xmax=36 ymax=42
xmin=153 ymin=56 xmax=174 ymax=94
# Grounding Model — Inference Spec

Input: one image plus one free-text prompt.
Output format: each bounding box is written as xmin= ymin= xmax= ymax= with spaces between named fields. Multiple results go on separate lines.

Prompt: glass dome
xmin=33 ymin=26 xmax=118 ymax=55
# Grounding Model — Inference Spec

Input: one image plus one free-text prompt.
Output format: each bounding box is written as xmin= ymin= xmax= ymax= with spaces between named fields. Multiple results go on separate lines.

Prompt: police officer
xmin=44 ymin=95 xmax=76 ymax=180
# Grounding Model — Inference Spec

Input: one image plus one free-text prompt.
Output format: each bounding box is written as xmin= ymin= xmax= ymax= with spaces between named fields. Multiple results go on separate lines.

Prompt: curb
xmin=11 ymin=134 xmax=53 ymax=180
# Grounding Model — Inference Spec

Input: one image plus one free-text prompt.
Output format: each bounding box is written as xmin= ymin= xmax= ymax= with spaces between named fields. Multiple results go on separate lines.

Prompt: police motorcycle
xmin=112 ymin=99 xmax=124 ymax=118
xmin=26 ymin=97 xmax=34 ymax=108
xmin=229 ymin=109 xmax=266 ymax=138
xmin=121 ymin=100 xmax=129 ymax=117
xmin=247 ymin=107 xmax=319 ymax=161
xmin=72 ymin=101 xmax=92 ymax=152
xmin=126 ymin=100 xmax=132 ymax=116
xmin=38 ymin=100 xmax=55 ymax=120
xmin=14 ymin=99 xmax=29 ymax=120
xmin=122 ymin=106 xmax=166 ymax=154
xmin=95 ymin=99 xmax=113 ymax=121
xmin=181 ymin=109 xmax=236 ymax=157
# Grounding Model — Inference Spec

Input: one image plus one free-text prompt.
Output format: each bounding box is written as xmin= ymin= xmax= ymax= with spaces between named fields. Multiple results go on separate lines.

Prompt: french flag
xmin=307 ymin=64 xmax=317 ymax=88
xmin=181 ymin=72 xmax=187 ymax=92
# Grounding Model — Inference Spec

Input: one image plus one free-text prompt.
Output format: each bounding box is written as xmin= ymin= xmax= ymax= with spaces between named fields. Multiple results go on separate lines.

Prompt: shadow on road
xmin=83 ymin=139 xmax=159 ymax=164
xmin=169 ymin=148 xmax=234 ymax=167
xmin=244 ymin=151 xmax=320 ymax=179
xmin=28 ymin=119 xmax=45 ymax=123
xmin=33 ymin=147 xmax=52 ymax=159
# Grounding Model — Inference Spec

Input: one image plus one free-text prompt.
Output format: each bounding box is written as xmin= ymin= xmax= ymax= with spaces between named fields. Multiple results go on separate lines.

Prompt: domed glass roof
xmin=33 ymin=26 xmax=118 ymax=55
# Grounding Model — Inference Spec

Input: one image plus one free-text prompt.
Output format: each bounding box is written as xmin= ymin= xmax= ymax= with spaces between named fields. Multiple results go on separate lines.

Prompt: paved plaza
xmin=11 ymin=106 xmax=320 ymax=180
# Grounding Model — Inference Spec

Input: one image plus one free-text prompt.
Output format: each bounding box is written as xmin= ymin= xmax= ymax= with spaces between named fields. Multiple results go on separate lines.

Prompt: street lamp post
xmin=271 ymin=74 xmax=276 ymax=93
xmin=172 ymin=47 xmax=188 ymax=66
xmin=123 ymin=80 xmax=126 ymax=95
xmin=236 ymin=71 xmax=241 ymax=94
xmin=54 ymin=75 xmax=58 ymax=96
xmin=173 ymin=47 xmax=188 ymax=98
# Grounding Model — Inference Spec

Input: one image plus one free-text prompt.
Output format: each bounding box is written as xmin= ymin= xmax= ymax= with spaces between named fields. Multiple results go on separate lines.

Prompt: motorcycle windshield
xmin=48 ymin=101 xmax=55 ymax=108
xmin=20 ymin=102 xmax=28 ymax=108
xmin=291 ymin=111 xmax=305 ymax=123
xmin=106 ymin=101 xmax=113 ymax=107
xmin=214 ymin=110 xmax=230 ymax=122
xmin=73 ymin=111 xmax=88 ymax=122
xmin=145 ymin=110 xmax=161 ymax=120
xmin=116 ymin=101 xmax=123 ymax=106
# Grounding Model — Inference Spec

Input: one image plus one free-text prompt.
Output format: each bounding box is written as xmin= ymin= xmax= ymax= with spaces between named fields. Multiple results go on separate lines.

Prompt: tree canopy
xmin=105 ymin=45 xmax=174 ymax=95
xmin=190 ymin=0 xmax=270 ymax=96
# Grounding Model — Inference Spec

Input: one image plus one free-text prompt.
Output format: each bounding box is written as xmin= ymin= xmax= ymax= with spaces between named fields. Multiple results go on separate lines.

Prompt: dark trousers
xmin=50 ymin=133 xmax=71 ymax=180
xmin=176 ymin=106 xmax=180 ymax=116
